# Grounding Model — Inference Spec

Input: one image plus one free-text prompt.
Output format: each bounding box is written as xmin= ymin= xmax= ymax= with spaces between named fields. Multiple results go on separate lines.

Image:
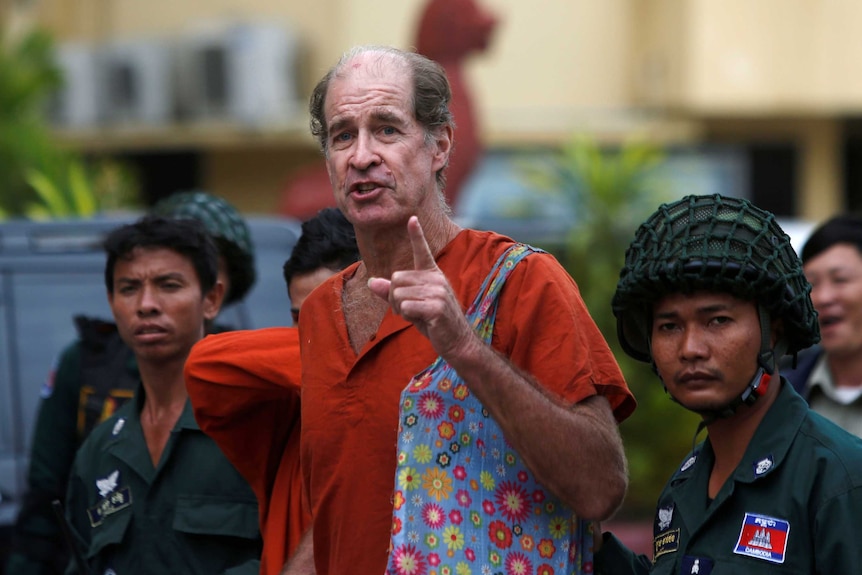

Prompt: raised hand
xmin=367 ymin=216 xmax=475 ymax=359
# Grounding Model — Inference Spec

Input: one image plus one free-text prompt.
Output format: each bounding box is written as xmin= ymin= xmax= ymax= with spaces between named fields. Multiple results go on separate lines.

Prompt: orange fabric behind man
xmin=185 ymin=327 xmax=308 ymax=575
xmin=184 ymin=207 xmax=358 ymax=575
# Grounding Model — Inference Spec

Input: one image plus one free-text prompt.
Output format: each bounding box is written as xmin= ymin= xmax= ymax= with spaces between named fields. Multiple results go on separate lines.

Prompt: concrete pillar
xmin=798 ymin=119 xmax=843 ymax=222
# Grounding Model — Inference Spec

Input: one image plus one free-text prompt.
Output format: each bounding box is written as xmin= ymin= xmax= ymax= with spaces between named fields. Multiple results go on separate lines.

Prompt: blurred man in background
xmin=784 ymin=214 xmax=862 ymax=438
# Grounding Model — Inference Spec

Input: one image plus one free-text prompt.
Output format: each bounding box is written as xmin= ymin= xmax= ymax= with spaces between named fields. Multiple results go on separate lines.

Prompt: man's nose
xmin=679 ymin=326 xmax=708 ymax=359
xmin=350 ymin=132 xmax=381 ymax=170
xmin=810 ymin=281 xmax=835 ymax=308
xmin=137 ymin=286 xmax=160 ymax=316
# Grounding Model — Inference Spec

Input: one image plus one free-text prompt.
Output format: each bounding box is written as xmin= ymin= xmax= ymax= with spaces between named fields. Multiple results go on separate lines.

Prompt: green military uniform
xmin=7 ymin=320 xmax=139 ymax=575
xmin=64 ymin=384 xmax=262 ymax=575
xmin=596 ymin=381 xmax=862 ymax=574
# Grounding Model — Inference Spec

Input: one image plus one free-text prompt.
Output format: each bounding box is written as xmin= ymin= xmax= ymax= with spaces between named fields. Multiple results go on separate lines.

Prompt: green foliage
xmin=23 ymin=159 xmax=141 ymax=219
xmin=0 ymin=26 xmax=141 ymax=219
xmin=0 ymin=27 xmax=62 ymax=117
xmin=0 ymin=27 xmax=66 ymax=216
xmin=521 ymin=136 xmax=701 ymax=518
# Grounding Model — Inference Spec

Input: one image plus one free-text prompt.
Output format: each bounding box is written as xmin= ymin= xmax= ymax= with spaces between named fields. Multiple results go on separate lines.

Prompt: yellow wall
xmin=635 ymin=0 xmax=862 ymax=114
xmin=21 ymin=0 xmax=862 ymax=216
xmin=31 ymin=0 xmax=638 ymax=138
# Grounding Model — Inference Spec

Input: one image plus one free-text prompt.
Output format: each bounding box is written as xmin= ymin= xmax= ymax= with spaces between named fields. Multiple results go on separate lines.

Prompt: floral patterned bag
xmin=385 ymin=243 xmax=596 ymax=575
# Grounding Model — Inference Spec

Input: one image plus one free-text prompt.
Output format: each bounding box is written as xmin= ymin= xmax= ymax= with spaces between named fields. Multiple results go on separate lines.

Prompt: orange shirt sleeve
xmin=493 ymin=250 xmax=637 ymax=422
xmin=184 ymin=327 xmax=303 ymax=506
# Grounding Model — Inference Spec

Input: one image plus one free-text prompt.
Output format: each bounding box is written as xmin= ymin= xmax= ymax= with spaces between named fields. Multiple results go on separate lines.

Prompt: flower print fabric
xmin=386 ymin=244 xmax=596 ymax=575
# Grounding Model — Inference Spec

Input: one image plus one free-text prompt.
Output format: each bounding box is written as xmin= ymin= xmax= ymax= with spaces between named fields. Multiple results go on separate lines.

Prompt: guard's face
xmin=804 ymin=242 xmax=862 ymax=359
xmin=108 ymin=247 xmax=222 ymax=365
xmin=288 ymin=266 xmax=338 ymax=326
xmin=322 ymin=52 xmax=451 ymax=232
xmin=650 ymin=291 xmax=762 ymax=413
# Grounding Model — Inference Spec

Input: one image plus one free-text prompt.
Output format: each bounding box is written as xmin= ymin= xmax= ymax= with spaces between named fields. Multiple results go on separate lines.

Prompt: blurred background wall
xmin=4 ymin=0 xmax=860 ymax=222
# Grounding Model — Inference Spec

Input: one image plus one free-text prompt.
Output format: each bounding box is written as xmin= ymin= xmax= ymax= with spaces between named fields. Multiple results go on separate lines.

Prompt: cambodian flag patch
xmin=733 ymin=512 xmax=789 ymax=564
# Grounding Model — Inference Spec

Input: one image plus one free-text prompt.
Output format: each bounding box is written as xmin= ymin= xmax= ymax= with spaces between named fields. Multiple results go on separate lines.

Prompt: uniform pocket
xmin=173 ymin=494 xmax=260 ymax=540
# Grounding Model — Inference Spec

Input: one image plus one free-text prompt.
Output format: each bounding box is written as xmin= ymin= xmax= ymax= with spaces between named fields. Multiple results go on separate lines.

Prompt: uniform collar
xmin=729 ymin=379 xmax=806 ymax=483
xmin=665 ymin=380 xmax=807 ymax=534
xmin=102 ymin=383 xmax=199 ymax=482
xmin=127 ymin=383 xmax=199 ymax=431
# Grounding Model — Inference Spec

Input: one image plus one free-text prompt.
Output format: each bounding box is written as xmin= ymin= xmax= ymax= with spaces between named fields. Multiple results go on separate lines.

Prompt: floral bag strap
xmin=466 ymin=243 xmax=542 ymax=342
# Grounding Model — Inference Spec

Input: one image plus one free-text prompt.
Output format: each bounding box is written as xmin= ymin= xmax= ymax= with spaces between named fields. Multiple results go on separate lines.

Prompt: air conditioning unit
xmin=50 ymin=42 xmax=101 ymax=128
xmin=175 ymin=22 xmax=301 ymax=127
xmin=101 ymin=38 xmax=174 ymax=126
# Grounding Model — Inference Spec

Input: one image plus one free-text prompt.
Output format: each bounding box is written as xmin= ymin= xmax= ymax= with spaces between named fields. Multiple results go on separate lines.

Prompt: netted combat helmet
xmin=152 ymin=191 xmax=256 ymax=305
xmin=612 ymin=194 xmax=819 ymax=370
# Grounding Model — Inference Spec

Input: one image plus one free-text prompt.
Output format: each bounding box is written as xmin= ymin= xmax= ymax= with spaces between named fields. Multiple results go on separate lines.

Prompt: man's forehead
xmin=116 ymin=246 xmax=191 ymax=271
xmin=326 ymin=80 xmax=413 ymax=126
xmin=329 ymin=103 xmax=408 ymax=125
xmin=338 ymin=50 xmax=408 ymax=77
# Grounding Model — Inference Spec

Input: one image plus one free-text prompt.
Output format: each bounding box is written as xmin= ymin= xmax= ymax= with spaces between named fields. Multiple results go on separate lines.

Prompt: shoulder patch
xmin=39 ymin=356 xmax=60 ymax=399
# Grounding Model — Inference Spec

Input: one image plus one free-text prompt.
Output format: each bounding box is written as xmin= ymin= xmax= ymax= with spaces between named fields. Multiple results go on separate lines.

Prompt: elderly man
xmin=294 ymin=45 xmax=635 ymax=575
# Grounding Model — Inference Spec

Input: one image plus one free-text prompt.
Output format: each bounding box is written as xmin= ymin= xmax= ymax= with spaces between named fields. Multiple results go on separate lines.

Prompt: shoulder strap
xmin=73 ymin=315 xmax=139 ymax=441
xmin=466 ymin=243 xmax=541 ymax=337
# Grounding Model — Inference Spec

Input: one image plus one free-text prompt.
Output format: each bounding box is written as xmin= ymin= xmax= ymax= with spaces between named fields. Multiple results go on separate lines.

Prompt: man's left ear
xmin=432 ymin=125 xmax=454 ymax=169
xmin=203 ymin=280 xmax=226 ymax=321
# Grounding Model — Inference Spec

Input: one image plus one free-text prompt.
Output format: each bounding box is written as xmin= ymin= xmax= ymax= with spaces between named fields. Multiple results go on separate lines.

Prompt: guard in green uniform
xmin=598 ymin=194 xmax=862 ymax=574
xmin=64 ymin=216 xmax=261 ymax=574
xmin=66 ymin=383 xmax=261 ymax=574
xmin=6 ymin=192 xmax=256 ymax=575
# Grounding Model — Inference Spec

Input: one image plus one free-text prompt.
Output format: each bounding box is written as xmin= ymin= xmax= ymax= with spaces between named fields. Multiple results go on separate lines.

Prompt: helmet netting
xmin=613 ymin=194 xmax=819 ymax=362
xmin=152 ymin=191 xmax=257 ymax=304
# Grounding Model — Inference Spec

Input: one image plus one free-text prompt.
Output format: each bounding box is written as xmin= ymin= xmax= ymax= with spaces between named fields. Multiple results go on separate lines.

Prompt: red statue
xmin=415 ymin=0 xmax=498 ymax=208
xmin=278 ymin=0 xmax=497 ymax=219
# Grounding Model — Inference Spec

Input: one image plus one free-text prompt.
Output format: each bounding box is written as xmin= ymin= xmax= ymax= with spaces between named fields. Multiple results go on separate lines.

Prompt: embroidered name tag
xmin=653 ymin=528 xmax=680 ymax=561
xmin=87 ymin=486 xmax=132 ymax=527
xmin=733 ymin=512 xmax=789 ymax=564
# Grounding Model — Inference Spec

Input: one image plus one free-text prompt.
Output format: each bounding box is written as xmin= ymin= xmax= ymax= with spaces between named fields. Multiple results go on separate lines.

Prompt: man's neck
xmin=138 ymin=356 xmax=189 ymax=420
xmin=137 ymin=355 xmax=191 ymax=467
xmin=357 ymin=214 xmax=461 ymax=279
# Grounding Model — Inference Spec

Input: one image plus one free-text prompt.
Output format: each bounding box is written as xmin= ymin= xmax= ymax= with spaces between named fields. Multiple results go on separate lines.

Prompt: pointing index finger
xmin=408 ymin=216 xmax=437 ymax=271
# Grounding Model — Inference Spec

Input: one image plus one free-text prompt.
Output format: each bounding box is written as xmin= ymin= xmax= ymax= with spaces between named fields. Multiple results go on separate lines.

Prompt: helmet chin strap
xmin=655 ymin=304 xmax=788 ymax=447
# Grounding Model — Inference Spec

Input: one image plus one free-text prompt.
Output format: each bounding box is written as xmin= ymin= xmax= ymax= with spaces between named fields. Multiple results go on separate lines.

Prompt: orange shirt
xmin=299 ymin=230 xmax=635 ymax=575
xmin=185 ymin=327 xmax=310 ymax=575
